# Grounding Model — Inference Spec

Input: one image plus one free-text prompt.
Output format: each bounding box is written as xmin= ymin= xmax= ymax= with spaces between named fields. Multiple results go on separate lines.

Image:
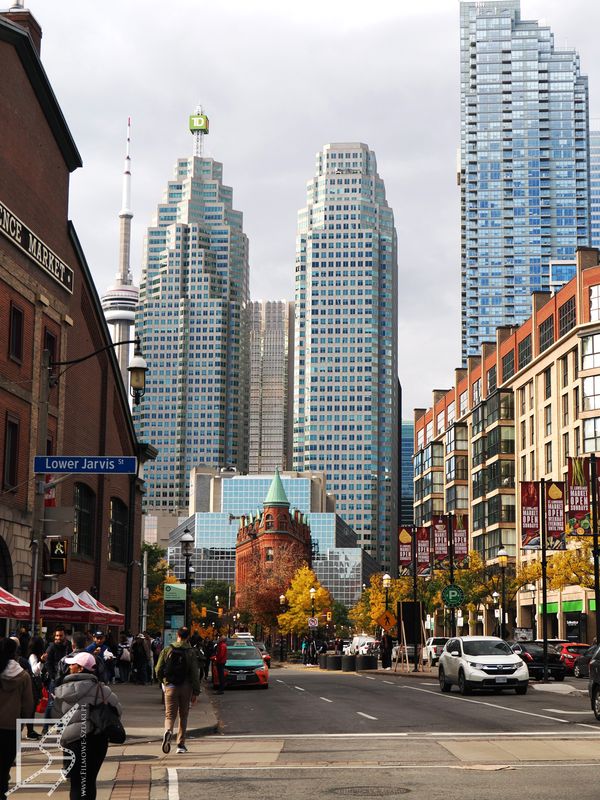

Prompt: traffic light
xmin=201 ymin=606 xmax=207 ymax=618
xmin=48 ymin=539 xmax=68 ymax=574
xmin=326 ymin=611 xmax=332 ymax=622
xmin=218 ymin=607 xmax=223 ymax=617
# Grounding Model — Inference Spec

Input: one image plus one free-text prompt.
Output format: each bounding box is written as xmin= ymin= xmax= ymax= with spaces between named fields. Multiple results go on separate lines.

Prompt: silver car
xmin=438 ymin=636 xmax=529 ymax=695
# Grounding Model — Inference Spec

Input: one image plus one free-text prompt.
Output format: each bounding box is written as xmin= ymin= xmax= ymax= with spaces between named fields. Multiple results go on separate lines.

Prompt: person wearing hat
xmin=53 ymin=652 xmax=121 ymax=800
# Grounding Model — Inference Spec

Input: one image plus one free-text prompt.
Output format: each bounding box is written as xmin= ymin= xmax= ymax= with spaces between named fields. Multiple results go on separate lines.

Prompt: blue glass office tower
xmin=591 ymin=131 xmax=600 ymax=249
xmin=460 ymin=0 xmax=590 ymax=360
xmin=293 ymin=143 xmax=399 ymax=572
xmin=400 ymin=420 xmax=414 ymax=526
xmin=134 ymin=140 xmax=249 ymax=512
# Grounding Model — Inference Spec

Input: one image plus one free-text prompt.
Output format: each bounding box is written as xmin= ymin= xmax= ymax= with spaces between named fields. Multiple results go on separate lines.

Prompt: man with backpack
xmin=155 ymin=627 xmax=200 ymax=754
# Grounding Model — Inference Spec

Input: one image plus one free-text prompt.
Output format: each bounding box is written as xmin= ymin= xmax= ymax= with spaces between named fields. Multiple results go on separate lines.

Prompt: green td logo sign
xmin=442 ymin=584 xmax=465 ymax=608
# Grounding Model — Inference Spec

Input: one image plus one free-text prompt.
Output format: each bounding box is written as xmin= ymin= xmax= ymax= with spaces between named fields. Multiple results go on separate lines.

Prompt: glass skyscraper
xmin=460 ymin=0 xmax=590 ymax=360
xmin=134 ymin=135 xmax=249 ymax=512
xmin=248 ymin=300 xmax=294 ymax=473
xmin=400 ymin=420 xmax=414 ymax=526
xmin=591 ymin=131 xmax=600 ymax=249
xmin=293 ymin=143 xmax=399 ymax=571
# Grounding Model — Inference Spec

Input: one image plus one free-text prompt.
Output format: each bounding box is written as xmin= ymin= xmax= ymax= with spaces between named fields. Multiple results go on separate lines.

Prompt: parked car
xmin=211 ymin=645 xmax=269 ymax=689
xmin=253 ymin=641 xmax=271 ymax=668
xmin=587 ymin=651 xmax=600 ymax=720
xmin=344 ymin=635 xmax=377 ymax=655
xmin=510 ymin=641 xmax=566 ymax=681
xmin=438 ymin=636 xmax=529 ymax=695
xmin=391 ymin=643 xmax=416 ymax=663
xmin=557 ymin=642 xmax=590 ymax=674
xmin=424 ymin=637 xmax=449 ymax=665
xmin=573 ymin=644 xmax=600 ymax=678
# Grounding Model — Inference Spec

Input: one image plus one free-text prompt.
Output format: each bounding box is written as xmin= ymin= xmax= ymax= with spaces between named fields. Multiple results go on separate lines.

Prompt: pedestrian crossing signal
xmin=218 ymin=607 xmax=223 ymax=617
xmin=48 ymin=539 xmax=68 ymax=574
xmin=326 ymin=612 xmax=332 ymax=622
xmin=201 ymin=606 xmax=207 ymax=618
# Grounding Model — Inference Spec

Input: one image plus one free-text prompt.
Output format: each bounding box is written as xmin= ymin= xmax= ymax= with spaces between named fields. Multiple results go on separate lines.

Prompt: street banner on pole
xmin=398 ymin=527 xmax=413 ymax=576
xmin=567 ymin=456 xmax=591 ymax=536
xmin=416 ymin=527 xmax=431 ymax=576
xmin=546 ymin=480 xmax=566 ymax=550
xmin=521 ymin=481 xmax=540 ymax=549
xmin=453 ymin=513 xmax=469 ymax=567
xmin=432 ymin=516 xmax=448 ymax=564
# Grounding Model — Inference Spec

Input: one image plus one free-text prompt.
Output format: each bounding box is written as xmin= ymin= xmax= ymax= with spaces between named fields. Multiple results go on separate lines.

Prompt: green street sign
xmin=442 ymin=584 xmax=465 ymax=608
xmin=164 ymin=583 xmax=186 ymax=600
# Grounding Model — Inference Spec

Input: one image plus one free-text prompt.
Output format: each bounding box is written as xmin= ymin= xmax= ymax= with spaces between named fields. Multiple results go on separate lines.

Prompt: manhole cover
xmin=328 ymin=788 xmax=409 ymax=797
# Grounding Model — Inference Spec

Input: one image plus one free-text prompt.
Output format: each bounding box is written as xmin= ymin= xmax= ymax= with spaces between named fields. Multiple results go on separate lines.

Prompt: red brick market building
xmin=0 ymin=9 xmax=154 ymax=632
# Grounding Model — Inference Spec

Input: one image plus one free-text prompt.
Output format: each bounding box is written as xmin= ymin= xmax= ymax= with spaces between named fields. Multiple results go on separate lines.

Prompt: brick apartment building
xmin=0 ymin=10 xmax=153 ymax=630
xmin=414 ymin=247 xmax=600 ymax=642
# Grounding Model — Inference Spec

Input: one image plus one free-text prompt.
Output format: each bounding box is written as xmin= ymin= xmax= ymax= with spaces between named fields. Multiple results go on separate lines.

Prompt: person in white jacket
xmin=53 ymin=652 xmax=121 ymax=800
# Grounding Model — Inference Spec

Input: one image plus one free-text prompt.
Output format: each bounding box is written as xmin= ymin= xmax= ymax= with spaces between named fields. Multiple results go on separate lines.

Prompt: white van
xmin=344 ymin=635 xmax=377 ymax=655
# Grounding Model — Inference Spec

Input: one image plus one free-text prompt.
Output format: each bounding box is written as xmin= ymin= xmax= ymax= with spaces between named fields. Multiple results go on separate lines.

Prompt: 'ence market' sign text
xmin=0 ymin=200 xmax=74 ymax=293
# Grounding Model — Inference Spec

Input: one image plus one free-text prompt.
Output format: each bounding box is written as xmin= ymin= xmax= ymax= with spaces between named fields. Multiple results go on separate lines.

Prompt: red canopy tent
xmin=39 ymin=587 xmax=105 ymax=623
xmin=0 ymin=587 xmax=30 ymax=620
xmin=78 ymin=591 xmax=124 ymax=626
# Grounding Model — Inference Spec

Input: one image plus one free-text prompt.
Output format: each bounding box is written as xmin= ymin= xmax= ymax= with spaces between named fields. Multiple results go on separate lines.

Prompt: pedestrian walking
xmin=380 ymin=632 xmax=393 ymax=669
xmin=42 ymin=626 xmax=72 ymax=724
xmin=53 ymin=652 xmax=122 ymax=800
xmin=301 ymin=638 xmax=308 ymax=665
xmin=56 ymin=633 xmax=106 ymax=687
xmin=131 ymin=634 xmax=148 ymax=684
xmin=0 ymin=637 xmax=34 ymax=800
xmin=117 ymin=634 xmax=131 ymax=683
xmin=214 ymin=634 xmax=228 ymax=693
xmin=155 ymin=627 xmax=200 ymax=754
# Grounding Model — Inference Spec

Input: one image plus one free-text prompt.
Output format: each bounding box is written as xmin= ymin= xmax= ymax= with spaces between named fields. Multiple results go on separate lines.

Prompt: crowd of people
xmin=0 ymin=624 xmax=226 ymax=799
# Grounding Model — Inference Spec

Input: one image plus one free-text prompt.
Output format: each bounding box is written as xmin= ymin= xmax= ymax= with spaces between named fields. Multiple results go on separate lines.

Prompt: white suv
xmin=438 ymin=636 xmax=529 ymax=695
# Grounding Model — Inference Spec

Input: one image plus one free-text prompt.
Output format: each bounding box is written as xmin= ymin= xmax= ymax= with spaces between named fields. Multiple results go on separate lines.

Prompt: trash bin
xmin=319 ymin=654 xmax=328 ymax=669
xmin=341 ymin=654 xmax=356 ymax=672
xmin=356 ymin=654 xmax=378 ymax=671
xmin=327 ymin=655 xmax=342 ymax=671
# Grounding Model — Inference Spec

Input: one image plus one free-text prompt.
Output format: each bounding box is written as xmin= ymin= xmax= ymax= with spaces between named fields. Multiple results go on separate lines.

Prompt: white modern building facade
xmin=293 ymin=142 xmax=399 ymax=571
xmin=134 ymin=130 xmax=249 ymax=513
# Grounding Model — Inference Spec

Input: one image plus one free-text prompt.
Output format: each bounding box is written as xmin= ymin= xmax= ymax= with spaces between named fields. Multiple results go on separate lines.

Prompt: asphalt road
xmin=167 ymin=669 xmax=600 ymax=800
xmin=215 ymin=667 xmax=598 ymax=735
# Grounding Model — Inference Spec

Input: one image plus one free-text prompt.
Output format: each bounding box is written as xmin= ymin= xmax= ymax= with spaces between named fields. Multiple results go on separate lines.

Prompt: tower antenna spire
xmin=189 ymin=105 xmax=209 ymax=157
xmin=101 ymin=117 xmax=139 ymax=392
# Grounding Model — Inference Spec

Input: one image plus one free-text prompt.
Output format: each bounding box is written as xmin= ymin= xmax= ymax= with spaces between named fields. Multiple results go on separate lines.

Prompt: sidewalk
xmin=19 ymin=680 xmax=218 ymax=800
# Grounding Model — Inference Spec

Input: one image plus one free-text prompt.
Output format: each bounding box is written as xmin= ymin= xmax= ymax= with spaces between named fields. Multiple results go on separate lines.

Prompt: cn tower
xmin=101 ymin=118 xmax=139 ymax=390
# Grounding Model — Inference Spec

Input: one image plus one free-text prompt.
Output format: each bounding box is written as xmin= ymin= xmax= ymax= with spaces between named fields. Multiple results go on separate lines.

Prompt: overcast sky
xmin=31 ymin=0 xmax=600 ymax=416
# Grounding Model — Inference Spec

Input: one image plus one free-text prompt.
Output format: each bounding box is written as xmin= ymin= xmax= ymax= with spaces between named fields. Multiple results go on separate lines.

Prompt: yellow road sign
xmin=377 ymin=610 xmax=397 ymax=631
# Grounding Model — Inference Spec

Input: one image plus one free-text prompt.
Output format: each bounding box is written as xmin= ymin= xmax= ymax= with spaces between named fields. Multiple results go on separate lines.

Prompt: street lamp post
xmin=180 ymin=529 xmax=194 ymax=630
xmin=279 ymin=594 xmax=287 ymax=662
xmin=382 ymin=573 xmax=391 ymax=611
xmin=497 ymin=544 xmax=508 ymax=640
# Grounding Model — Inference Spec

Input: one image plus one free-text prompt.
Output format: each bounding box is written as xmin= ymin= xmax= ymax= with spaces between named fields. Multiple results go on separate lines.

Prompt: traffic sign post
xmin=377 ymin=610 xmax=397 ymax=632
xmin=307 ymin=617 xmax=318 ymax=628
xmin=442 ymin=584 xmax=465 ymax=608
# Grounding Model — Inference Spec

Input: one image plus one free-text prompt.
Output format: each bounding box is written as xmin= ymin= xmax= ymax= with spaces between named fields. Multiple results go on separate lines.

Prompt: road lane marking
xmin=173 ymin=763 xmax=600 ymax=771
xmin=383 ymin=680 xmax=395 ymax=684
xmin=276 ymin=679 xmax=284 ymax=683
xmin=167 ymin=768 xmax=179 ymax=800
xmin=399 ymin=683 xmax=570 ymax=723
xmin=320 ymin=697 xmax=333 ymax=703
xmin=363 ymin=676 xmax=376 ymax=680
xmin=357 ymin=712 xmax=378 ymax=720
xmin=543 ymin=709 xmax=592 ymax=715
xmin=212 ymin=731 xmax=599 ymax=740
xmin=423 ymin=682 xmax=439 ymax=686
xmin=294 ymin=686 xmax=306 ymax=691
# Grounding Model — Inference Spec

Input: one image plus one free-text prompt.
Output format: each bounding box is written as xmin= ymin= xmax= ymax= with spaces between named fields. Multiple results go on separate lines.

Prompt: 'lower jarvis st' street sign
xmin=34 ymin=456 xmax=138 ymax=474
